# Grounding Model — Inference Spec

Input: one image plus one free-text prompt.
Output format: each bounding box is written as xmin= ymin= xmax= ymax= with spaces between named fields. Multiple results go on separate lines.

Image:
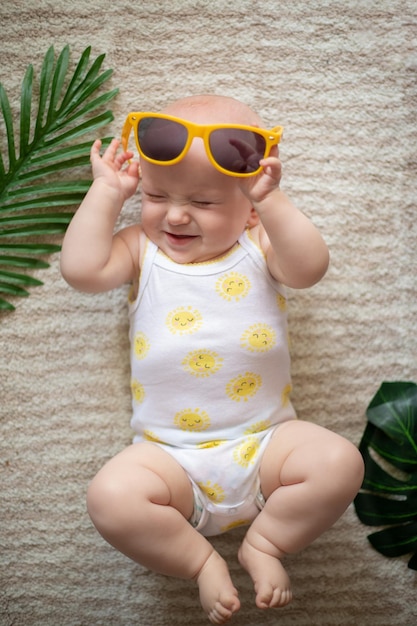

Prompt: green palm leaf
xmin=354 ymin=381 xmax=417 ymax=570
xmin=0 ymin=44 xmax=119 ymax=312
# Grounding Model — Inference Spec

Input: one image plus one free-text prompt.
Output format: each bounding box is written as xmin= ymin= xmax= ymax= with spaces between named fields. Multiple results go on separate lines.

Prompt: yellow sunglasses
xmin=121 ymin=112 xmax=283 ymax=177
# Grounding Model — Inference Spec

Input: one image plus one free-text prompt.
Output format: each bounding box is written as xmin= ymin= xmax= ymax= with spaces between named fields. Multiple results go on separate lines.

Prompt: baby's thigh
xmin=87 ymin=442 xmax=194 ymax=520
xmin=259 ymin=420 xmax=361 ymax=498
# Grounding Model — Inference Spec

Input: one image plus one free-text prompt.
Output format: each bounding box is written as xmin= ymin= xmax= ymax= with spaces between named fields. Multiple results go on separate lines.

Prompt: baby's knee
xmin=324 ymin=438 xmax=364 ymax=494
xmin=86 ymin=470 xmax=129 ymax=535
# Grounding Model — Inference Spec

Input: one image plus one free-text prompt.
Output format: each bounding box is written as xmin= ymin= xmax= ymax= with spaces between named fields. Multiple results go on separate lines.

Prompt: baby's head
xmin=133 ymin=95 xmax=273 ymax=264
xmin=161 ymin=94 xmax=263 ymax=127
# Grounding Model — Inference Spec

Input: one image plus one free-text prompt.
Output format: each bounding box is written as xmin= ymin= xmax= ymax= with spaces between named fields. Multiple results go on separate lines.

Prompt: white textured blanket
xmin=1 ymin=1 xmax=416 ymax=624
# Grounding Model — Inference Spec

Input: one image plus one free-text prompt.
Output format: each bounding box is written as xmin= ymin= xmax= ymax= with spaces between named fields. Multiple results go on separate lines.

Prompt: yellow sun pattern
xmin=277 ymin=293 xmax=287 ymax=311
xmin=174 ymin=408 xmax=211 ymax=431
xmin=215 ymin=272 xmax=251 ymax=302
xmin=197 ymin=440 xmax=226 ymax=449
xmin=133 ymin=331 xmax=150 ymax=359
xmin=143 ymin=429 xmax=163 ymax=443
xmin=244 ymin=419 xmax=272 ymax=435
xmin=166 ymin=306 xmax=203 ymax=335
xmin=226 ymin=372 xmax=262 ymax=402
xmin=182 ymin=350 xmax=223 ymax=377
xmin=240 ymin=323 xmax=276 ymax=352
xmin=197 ymin=480 xmax=226 ymax=504
xmin=220 ymin=519 xmax=251 ymax=532
xmin=131 ymin=379 xmax=145 ymax=404
xmin=281 ymin=383 xmax=293 ymax=407
xmin=233 ymin=437 xmax=260 ymax=467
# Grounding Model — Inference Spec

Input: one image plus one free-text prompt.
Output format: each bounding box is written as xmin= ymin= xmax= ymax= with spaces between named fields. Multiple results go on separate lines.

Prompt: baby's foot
xmin=238 ymin=536 xmax=292 ymax=609
xmin=195 ymin=551 xmax=240 ymax=624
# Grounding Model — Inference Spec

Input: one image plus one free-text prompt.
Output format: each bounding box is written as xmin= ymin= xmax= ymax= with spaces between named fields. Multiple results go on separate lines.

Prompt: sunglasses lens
xmin=137 ymin=117 xmax=188 ymax=161
xmin=209 ymin=129 xmax=266 ymax=174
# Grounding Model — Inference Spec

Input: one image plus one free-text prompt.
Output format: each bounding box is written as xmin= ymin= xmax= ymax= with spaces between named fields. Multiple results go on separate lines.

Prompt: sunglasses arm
xmin=121 ymin=119 xmax=133 ymax=153
xmin=270 ymin=126 xmax=284 ymax=143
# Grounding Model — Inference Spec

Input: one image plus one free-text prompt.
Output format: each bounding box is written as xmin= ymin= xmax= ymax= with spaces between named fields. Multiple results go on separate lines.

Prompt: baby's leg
xmin=239 ymin=420 xmax=364 ymax=610
xmin=87 ymin=442 xmax=240 ymax=624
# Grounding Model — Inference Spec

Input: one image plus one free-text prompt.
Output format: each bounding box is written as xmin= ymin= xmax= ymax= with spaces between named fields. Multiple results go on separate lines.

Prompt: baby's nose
xmin=166 ymin=204 xmax=191 ymax=224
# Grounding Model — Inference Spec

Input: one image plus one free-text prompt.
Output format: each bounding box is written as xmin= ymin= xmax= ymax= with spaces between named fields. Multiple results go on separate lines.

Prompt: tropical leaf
xmin=0 ymin=44 xmax=119 ymax=312
xmin=354 ymin=381 xmax=417 ymax=570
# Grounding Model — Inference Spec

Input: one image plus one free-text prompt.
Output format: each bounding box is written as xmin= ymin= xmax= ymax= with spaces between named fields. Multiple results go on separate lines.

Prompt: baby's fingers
xmin=260 ymin=156 xmax=282 ymax=181
xmin=90 ymin=138 xmax=103 ymax=161
xmin=91 ymin=138 xmax=134 ymax=170
xmin=90 ymin=138 xmax=119 ymax=166
xmin=102 ymin=138 xmax=122 ymax=162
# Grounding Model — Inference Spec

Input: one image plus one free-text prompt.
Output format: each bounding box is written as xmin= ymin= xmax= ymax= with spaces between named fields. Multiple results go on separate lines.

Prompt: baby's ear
xmin=246 ymin=207 xmax=260 ymax=227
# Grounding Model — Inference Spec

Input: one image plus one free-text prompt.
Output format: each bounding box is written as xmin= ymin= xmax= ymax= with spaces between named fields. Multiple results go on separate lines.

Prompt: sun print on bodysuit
xmin=166 ymin=306 xmax=203 ymax=335
xmin=197 ymin=440 xmax=226 ymax=449
xmin=174 ymin=408 xmax=211 ymax=432
xmin=215 ymin=272 xmax=251 ymax=302
xmin=240 ymin=323 xmax=277 ymax=352
xmin=143 ymin=429 xmax=163 ymax=443
xmin=221 ymin=519 xmax=252 ymax=532
xmin=197 ymin=480 xmax=226 ymax=504
xmin=244 ymin=419 xmax=272 ymax=435
xmin=233 ymin=436 xmax=260 ymax=467
xmin=131 ymin=379 xmax=145 ymax=404
xmin=226 ymin=372 xmax=262 ymax=402
xmin=277 ymin=292 xmax=287 ymax=311
xmin=182 ymin=350 xmax=223 ymax=377
xmin=281 ymin=383 xmax=293 ymax=407
xmin=133 ymin=331 xmax=150 ymax=359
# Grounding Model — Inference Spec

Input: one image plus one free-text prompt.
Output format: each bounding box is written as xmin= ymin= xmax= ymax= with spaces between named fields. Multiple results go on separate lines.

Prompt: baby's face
xmin=139 ymin=141 xmax=256 ymax=264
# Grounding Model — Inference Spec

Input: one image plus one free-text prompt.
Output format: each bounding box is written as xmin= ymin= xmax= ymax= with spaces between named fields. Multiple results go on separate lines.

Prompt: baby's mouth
xmin=165 ymin=232 xmax=197 ymax=243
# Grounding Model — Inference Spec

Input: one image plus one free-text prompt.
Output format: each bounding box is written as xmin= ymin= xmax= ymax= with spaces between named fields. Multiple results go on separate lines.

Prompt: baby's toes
xmin=270 ymin=586 xmax=293 ymax=608
xmin=256 ymin=582 xmax=292 ymax=609
xmin=208 ymin=603 xmax=233 ymax=624
xmin=255 ymin=582 xmax=275 ymax=609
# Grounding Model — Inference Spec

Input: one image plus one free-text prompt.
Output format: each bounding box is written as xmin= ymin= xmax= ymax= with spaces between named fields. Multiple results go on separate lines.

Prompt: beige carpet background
xmin=1 ymin=1 xmax=416 ymax=624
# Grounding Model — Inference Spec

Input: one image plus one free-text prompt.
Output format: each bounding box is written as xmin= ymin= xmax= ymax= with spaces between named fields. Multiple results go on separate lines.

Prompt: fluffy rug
xmin=1 ymin=1 xmax=416 ymax=624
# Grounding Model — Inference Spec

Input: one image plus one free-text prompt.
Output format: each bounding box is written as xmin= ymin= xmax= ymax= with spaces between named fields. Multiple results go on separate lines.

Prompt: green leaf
xmin=0 ymin=223 xmax=69 ymax=237
xmin=0 ymin=213 xmax=74 ymax=225
xmin=20 ymin=64 xmax=33 ymax=158
xmin=354 ymin=381 xmax=417 ymax=570
xmin=0 ymin=297 xmax=16 ymax=311
xmin=0 ymin=83 xmax=16 ymax=171
xmin=367 ymin=383 xmax=417 ymax=457
xmin=59 ymin=69 xmax=114 ymax=120
xmin=368 ymin=522 xmax=417 ymax=558
xmin=0 ymin=243 xmax=61 ymax=255
xmin=47 ymin=45 xmax=70 ymax=123
xmin=34 ymin=46 xmax=55 ymax=137
xmin=0 ymin=44 xmax=118 ymax=313
xmin=0 ymin=282 xmax=31 ymax=297
xmin=22 ymin=137 xmax=112 ymax=169
xmin=43 ymin=110 xmax=115 ymax=146
xmin=0 ymin=255 xmax=49 ymax=269
xmin=14 ymin=155 xmax=93 ymax=184
xmin=71 ymin=89 xmax=119 ymax=118
xmin=0 ymin=269 xmax=43 ymax=286
xmin=5 ymin=181 xmax=91 ymax=199
xmin=58 ymin=46 xmax=93 ymax=112
xmin=0 ymin=194 xmax=87 ymax=213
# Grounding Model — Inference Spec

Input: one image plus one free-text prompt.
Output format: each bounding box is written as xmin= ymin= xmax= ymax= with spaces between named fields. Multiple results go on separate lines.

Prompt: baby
xmin=60 ymin=94 xmax=364 ymax=624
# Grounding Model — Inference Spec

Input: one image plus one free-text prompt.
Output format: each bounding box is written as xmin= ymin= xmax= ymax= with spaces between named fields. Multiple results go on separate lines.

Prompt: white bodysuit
xmin=129 ymin=229 xmax=296 ymax=536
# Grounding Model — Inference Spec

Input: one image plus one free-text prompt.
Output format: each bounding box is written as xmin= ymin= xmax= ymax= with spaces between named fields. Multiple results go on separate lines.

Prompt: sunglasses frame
xmin=121 ymin=112 xmax=283 ymax=177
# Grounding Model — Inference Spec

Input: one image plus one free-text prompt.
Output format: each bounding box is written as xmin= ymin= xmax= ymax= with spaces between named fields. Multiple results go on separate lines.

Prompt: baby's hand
xmin=90 ymin=138 xmax=140 ymax=201
xmin=239 ymin=150 xmax=282 ymax=206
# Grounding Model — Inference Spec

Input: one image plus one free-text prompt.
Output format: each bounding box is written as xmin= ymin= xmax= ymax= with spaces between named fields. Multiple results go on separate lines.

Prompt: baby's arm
xmin=242 ymin=152 xmax=329 ymax=288
xmin=60 ymin=139 xmax=141 ymax=293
